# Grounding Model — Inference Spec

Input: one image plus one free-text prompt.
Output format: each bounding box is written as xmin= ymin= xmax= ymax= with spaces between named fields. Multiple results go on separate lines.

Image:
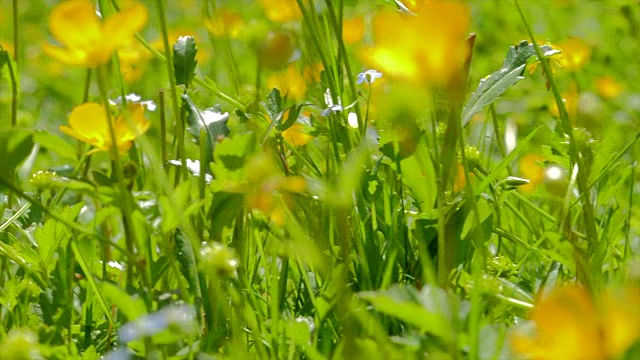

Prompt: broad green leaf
xmin=175 ymin=230 xmax=199 ymax=293
xmin=0 ymin=48 xmax=19 ymax=95
xmin=158 ymin=181 xmax=191 ymax=234
xmin=0 ymin=129 xmax=33 ymax=188
xmin=182 ymin=93 xmax=229 ymax=165
xmin=173 ymin=36 xmax=197 ymax=87
xmin=359 ymin=285 xmax=452 ymax=341
xmin=265 ymin=87 xmax=283 ymax=123
xmin=462 ymin=41 xmax=558 ymax=127
xmin=33 ymin=130 xmax=77 ymax=161
xmin=280 ymin=103 xmax=303 ymax=131
xmin=401 ymin=140 xmax=437 ymax=211
xmin=102 ymin=281 xmax=147 ymax=321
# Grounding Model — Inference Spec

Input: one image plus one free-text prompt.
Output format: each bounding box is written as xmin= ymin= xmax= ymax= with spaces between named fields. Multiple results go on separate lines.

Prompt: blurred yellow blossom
xmin=60 ymin=102 xmax=150 ymax=154
xmin=117 ymin=39 xmax=151 ymax=82
xmin=557 ymin=37 xmax=591 ymax=71
xmin=229 ymin=153 xmax=306 ymax=225
xmin=518 ymin=154 xmax=546 ymax=193
xmin=267 ymin=64 xmax=307 ymax=100
xmin=206 ymin=7 xmax=244 ymax=39
xmin=549 ymin=86 xmax=579 ymax=122
xmin=303 ymin=63 xmax=324 ymax=83
xmin=361 ymin=0 xmax=469 ymax=86
xmin=511 ymin=285 xmax=640 ymax=360
xmin=259 ymin=0 xmax=301 ymax=23
xmin=257 ymin=31 xmax=295 ymax=70
xmin=283 ymin=122 xmax=314 ymax=147
xmin=342 ymin=17 xmax=365 ymax=45
xmin=43 ymin=0 xmax=147 ymax=68
xmin=596 ymin=76 xmax=623 ymax=99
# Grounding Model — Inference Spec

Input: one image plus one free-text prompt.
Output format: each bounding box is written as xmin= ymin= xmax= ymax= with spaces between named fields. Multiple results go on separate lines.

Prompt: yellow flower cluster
xmin=44 ymin=0 xmax=147 ymax=68
xmin=60 ymin=102 xmax=150 ymax=154
xmin=361 ymin=0 xmax=470 ymax=86
xmin=512 ymin=285 xmax=640 ymax=360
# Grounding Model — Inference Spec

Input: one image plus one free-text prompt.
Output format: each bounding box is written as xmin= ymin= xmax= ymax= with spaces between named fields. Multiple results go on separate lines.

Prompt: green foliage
xmin=172 ymin=36 xmax=198 ymax=88
xmin=2 ymin=1 xmax=640 ymax=359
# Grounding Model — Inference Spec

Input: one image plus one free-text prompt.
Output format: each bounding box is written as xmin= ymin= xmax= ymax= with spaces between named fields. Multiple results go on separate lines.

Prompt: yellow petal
xmin=114 ymin=104 xmax=150 ymax=144
xmin=67 ymin=102 xmax=111 ymax=150
xmin=513 ymin=285 xmax=605 ymax=360
xmin=49 ymin=0 xmax=102 ymax=50
xmin=259 ymin=0 xmax=301 ymax=23
xmin=102 ymin=3 xmax=148 ymax=46
xmin=42 ymin=43 xmax=90 ymax=67
xmin=342 ymin=17 xmax=364 ymax=44
xmin=602 ymin=288 xmax=640 ymax=358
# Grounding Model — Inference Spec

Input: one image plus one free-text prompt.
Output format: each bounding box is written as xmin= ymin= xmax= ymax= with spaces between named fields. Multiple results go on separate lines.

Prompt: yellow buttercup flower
xmin=361 ymin=0 xmax=470 ymax=86
xmin=518 ymin=154 xmax=546 ymax=193
xmin=596 ymin=76 xmax=623 ymax=99
xmin=60 ymin=102 xmax=150 ymax=154
xmin=259 ymin=0 xmax=301 ymax=23
xmin=342 ymin=16 xmax=365 ymax=45
xmin=44 ymin=0 xmax=147 ymax=68
xmin=557 ymin=37 xmax=591 ymax=71
xmin=266 ymin=64 xmax=307 ymax=100
xmin=205 ymin=7 xmax=245 ymax=39
xmin=511 ymin=285 xmax=640 ymax=360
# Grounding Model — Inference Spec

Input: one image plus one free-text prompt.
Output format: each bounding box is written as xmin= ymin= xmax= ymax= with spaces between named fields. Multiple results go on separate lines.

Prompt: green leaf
xmin=102 ymin=282 xmax=147 ymax=321
xmin=182 ymin=93 xmax=229 ymax=165
xmin=462 ymin=40 xmax=558 ymax=127
xmin=265 ymin=87 xmax=283 ymax=123
xmin=0 ymin=48 xmax=19 ymax=92
xmin=33 ymin=130 xmax=77 ymax=161
xmin=401 ymin=140 xmax=437 ymax=211
xmin=280 ymin=103 xmax=303 ymax=131
xmin=175 ymin=230 xmax=199 ymax=293
xmin=173 ymin=36 xmax=198 ymax=87
xmin=359 ymin=285 xmax=452 ymax=342
xmin=0 ymin=129 xmax=34 ymax=184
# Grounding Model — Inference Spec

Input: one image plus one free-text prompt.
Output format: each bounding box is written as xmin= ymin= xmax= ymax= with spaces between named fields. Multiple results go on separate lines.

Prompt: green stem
xmin=159 ymin=89 xmax=168 ymax=171
xmin=324 ymin=0 xmax=364 ymax=136
xmin=514 ymin=0 xmax=598 ymax=284
xmin=154 ymin=0 xmax=186 ymax=179
xmin=95 ymin=67 xmax=148 ymax=292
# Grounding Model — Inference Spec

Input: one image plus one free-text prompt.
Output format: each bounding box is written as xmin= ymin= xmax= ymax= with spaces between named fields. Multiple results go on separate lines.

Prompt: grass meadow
xmin=2 ymin=0 xmax=640 ymax=359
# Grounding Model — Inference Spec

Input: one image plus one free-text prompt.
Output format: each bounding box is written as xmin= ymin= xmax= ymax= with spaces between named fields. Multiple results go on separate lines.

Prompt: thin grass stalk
xmin=514 ymin=1 xmax=599 ymax=278
xmin=159 ymin=89 xmax=168 ymax=171
xmin=154 ymin=0 xmax=186 ymax=180
xmin=324 ymin=0 xmax=364 ymax=135
xmin=95 ymin=66 xmax=153 ymax=301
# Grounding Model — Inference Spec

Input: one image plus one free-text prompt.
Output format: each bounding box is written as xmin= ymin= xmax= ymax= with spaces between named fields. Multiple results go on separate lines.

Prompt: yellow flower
xmin=44 ymin=0 xmax=147 ymax=68
xmin=596 ymin=76 xmax=623 ymax=99
xmin=257 ymin=31 xmax=295 ymax=70
xmin=342 ymin=16 xmax=365 ymax=45
xmin=117 ymin=39 xmax=151 ymax=82
xmin=227 ymin=153 xmax=306 ymax=225
xmin=259 ymin=0 xmax=301 ymax=23
xmin=511 ymin=285 xmax=640 ymax=360
xmin=361 ymin=0 xmax=470 ymax=86
xmin=205 ymin=7 xmax=245 ymax=39
xmin=266 ymin=64 xmax=307 ymax=100
xmin=557 ymin=37 xmax=591 ymax=71
xmin=282 ymin=122 xmax=314 ymax=147
xmin=518 ymin=154 xmax=546 ymax=193
xmin=60 ymin=102 xmax=150 ymax=154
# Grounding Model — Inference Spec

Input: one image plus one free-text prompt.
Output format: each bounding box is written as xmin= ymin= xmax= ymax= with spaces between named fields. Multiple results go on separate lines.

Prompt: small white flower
xmin=357 ymin=69 xmax=383 ymax=85
xmin=110 ymin=93 xmax=157 ymax=111
xmin=347 ymin=112 xmax=359 ymax=128
xmin=322 ymin=88 xmax=357 ymax=116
